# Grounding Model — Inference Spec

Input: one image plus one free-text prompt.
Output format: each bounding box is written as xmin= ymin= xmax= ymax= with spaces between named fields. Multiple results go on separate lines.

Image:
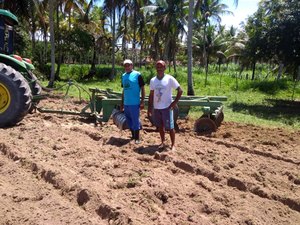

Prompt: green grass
xmin=40 ymin=63 xmax=300 ymax=130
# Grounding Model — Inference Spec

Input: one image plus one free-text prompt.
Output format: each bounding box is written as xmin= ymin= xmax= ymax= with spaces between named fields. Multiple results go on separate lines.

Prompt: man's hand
xmin=169 ymin=101 xmax=177 ymax=110
xmin=120 ymin=104 xmax=124 ymax=112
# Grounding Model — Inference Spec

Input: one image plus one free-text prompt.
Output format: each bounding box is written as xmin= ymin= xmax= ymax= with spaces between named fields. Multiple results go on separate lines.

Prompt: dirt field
xmin=0 ymin=96 xmax=299 ymax=225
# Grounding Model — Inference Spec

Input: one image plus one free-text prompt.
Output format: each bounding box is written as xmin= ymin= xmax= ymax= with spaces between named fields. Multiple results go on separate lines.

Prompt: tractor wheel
xmin=194 ymin=117 xmax=217 ymax=134
xmin=0 ymin=63 xmax=32 ymax=127
xmin=28 ymin=71 xmax=42 ymax=113
xmin=29 ymin=72 xmax=42 ymax=96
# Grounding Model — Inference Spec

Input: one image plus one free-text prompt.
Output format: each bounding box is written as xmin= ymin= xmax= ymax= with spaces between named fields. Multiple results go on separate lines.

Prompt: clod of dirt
xmin=77 ymin=189 xmax=90 ymax=206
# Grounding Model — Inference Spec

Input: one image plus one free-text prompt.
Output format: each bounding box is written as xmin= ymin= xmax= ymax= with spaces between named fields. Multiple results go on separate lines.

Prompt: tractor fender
xmin=23 ymin=59 xmax=35 ymax=70
xmin=0 ymin=53 xmax=28 ymax=73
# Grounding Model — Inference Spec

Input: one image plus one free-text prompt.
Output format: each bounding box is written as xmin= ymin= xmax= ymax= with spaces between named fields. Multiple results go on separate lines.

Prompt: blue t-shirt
xmin=121 ymin=70 xmax=144 ymax=105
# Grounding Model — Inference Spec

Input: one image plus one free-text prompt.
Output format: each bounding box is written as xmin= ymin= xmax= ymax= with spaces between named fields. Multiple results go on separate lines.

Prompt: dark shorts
xmin=153 ymin=108 xmax=174 ymax=130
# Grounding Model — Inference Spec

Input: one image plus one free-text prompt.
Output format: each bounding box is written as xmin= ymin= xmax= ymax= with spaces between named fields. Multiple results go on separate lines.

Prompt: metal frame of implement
xmin=36 ymin=84 xmax=227 ymax=133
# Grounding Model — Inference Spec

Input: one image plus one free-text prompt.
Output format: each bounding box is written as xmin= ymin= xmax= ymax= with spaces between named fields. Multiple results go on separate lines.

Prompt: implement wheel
xmin=0 ymin=63 xmax=32 ymax=127
xmin=194 ymin=117 xmax=217 ymax=133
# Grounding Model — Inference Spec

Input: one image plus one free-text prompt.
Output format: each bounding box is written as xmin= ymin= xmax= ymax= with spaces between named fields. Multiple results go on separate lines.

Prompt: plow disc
xmin=194 ymin=117 xmax=217 ymax=133
xmin=194 ymin=108 xmax=224 ymax=134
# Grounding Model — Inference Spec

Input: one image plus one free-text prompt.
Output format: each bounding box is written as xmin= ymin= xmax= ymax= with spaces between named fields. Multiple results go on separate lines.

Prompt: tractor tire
xmin=0 ymin=63 xmax=32 ymax=127
xmin=29 ymin=71 xmax=42 ymax=97
xmin=28 ymin=71 xmax=42 ymax=113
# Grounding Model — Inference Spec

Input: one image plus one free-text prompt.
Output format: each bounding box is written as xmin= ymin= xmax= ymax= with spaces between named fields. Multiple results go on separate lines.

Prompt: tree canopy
xmin=1 ymin=0 xmax=299 ymax=83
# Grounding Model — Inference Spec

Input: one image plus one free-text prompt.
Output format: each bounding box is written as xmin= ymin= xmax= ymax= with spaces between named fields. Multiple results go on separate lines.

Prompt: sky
xmin=220 ymin=0 xmax=260 ymax=28
xmin=95 ymin=0 xmax=260 ymax=29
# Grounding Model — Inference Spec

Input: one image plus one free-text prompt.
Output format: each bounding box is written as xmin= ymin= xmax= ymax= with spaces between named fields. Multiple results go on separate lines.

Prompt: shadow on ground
xmin=230 ymin=99 xmax=300 ymax=124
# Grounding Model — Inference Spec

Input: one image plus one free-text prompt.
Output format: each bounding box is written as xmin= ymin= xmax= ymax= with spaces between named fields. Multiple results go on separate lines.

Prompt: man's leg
xmin=163 ymin=108 xmax=176 ymax=151
xmin=153 ymin=109 xmax=165 ymax=148
xmin=130 ymin=105 xmax=141 ymax=143
xmin=159 ymin=126 xmax=165 ymax=147
xmin=130 ymin=129 xmax=134 ymax=139
xmin=170 ymin=128 xmax=176 ymax=151
xmin=134 ymin=130 xmax=140 ymax=144
xmin=124 ymin=106 xmax=134 ymax=139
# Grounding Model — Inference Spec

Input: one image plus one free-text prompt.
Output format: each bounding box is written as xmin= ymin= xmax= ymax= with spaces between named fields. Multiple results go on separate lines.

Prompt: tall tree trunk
xmin=29 ymin=1 xmax=36 ymax=55
xmin=163 ymin=35 xmax=170 ymax=61
xmin=173 ymin=54 xmax=177 ymax=73
xmin=48 ymin=0 xmax=56 ymax=87
xmin=171 ymin=38 xmax=177 ymax=72
xmin=203 ymin=19 xmax=208 ymax=87
xmin=132 ymin=0 xmax=137 ymax=63
xmin=153 ymin=32 xmax=159 ymax=60
xmin=122 ymin=6 xmax=127 ymax=59
xmin=251 ymin=60 xmax=256 ymax=80
xmin=291 ymin=65 xmax=300 ymax=100
xmin=43 ymin=29 xmax=48 ymax=67
xmin=205 ymin=50 xmax=210 ymax=85
xmin=55 ymin=3 xmax=61 ymax=80
xmin=110 ymin=7 xmax=116 ymax=80
xmin=85 ymin=39 xmax=97 ymax=80
xmin=187 ymin=0 xmax=194 ymax=95
xmin=277 ymin=63 xmax=284 ymax=80
xmin=139 ymin=18 xmax=144 ymax=68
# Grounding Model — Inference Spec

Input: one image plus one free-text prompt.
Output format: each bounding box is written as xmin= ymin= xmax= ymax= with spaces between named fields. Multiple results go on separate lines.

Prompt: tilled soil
xmin=0 ymin=96 xmax=299 ymax=225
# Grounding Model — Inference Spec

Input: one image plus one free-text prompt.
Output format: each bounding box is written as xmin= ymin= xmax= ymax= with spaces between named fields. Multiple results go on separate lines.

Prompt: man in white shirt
xmin=147 ymin=60 xmax=183 ymax=151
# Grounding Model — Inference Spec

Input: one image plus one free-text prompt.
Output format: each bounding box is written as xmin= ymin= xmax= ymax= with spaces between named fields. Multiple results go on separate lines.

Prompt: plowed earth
xmin=0 ymin=95 xmax=299 ymax=225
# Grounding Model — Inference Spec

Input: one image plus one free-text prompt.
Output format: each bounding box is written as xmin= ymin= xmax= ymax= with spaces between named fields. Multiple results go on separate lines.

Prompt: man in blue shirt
xmin=121 ymin=59 xmax=145 ymax=144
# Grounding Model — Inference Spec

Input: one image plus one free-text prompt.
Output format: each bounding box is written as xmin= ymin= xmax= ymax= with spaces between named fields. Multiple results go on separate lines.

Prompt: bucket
xmin=111 ymin=109 xmax=129 ymax=130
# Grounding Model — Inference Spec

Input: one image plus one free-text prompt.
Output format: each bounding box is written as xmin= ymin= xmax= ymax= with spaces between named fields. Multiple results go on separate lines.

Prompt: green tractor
xmin=0 ymin=9 xmax=41 ymax=127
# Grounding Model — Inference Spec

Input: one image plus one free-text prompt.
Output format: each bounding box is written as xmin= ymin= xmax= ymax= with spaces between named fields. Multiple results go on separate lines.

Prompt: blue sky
xmin=220 ymin=0 xmax=260 ymax=28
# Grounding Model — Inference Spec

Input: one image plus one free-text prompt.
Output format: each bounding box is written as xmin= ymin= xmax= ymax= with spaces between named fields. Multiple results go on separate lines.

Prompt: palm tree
xmin=80 ymin=5 xmax=105 ymax=79
xmin=103 ymin=0 xmax=121 ymax=80
xmin=187 ymin=0 xmax=194 ymax=95
xmin=186 ymin=0 xmax=238 ymax=94
xmin=129 ymin=0 xmax=149 ymax=65
xmin=34 ymin=1 xmax=49 ymax=66
xmin=120 ymin=0 xmax=129 ymax=59
xmin=48 ymin=0 xmax=56 ymax=87
xmin=142 ymin=0 xmax=186 ymax=70
xmin=197 ymin=0 xmax=232 ymax=86
xmin=55 ymin=0 xmax=87 ymax=80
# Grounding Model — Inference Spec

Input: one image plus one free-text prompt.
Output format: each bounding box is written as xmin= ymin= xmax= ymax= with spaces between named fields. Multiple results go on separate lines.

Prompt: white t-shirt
xmin=150 ymin=74 xmax=180 ymax=109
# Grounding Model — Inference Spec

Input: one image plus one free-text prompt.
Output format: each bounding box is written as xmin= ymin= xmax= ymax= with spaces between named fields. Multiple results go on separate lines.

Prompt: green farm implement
xmin=36 ymin=85 xmax=227 ymax=133
xmin=100 ymin=93 xmax=226 ymax=133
